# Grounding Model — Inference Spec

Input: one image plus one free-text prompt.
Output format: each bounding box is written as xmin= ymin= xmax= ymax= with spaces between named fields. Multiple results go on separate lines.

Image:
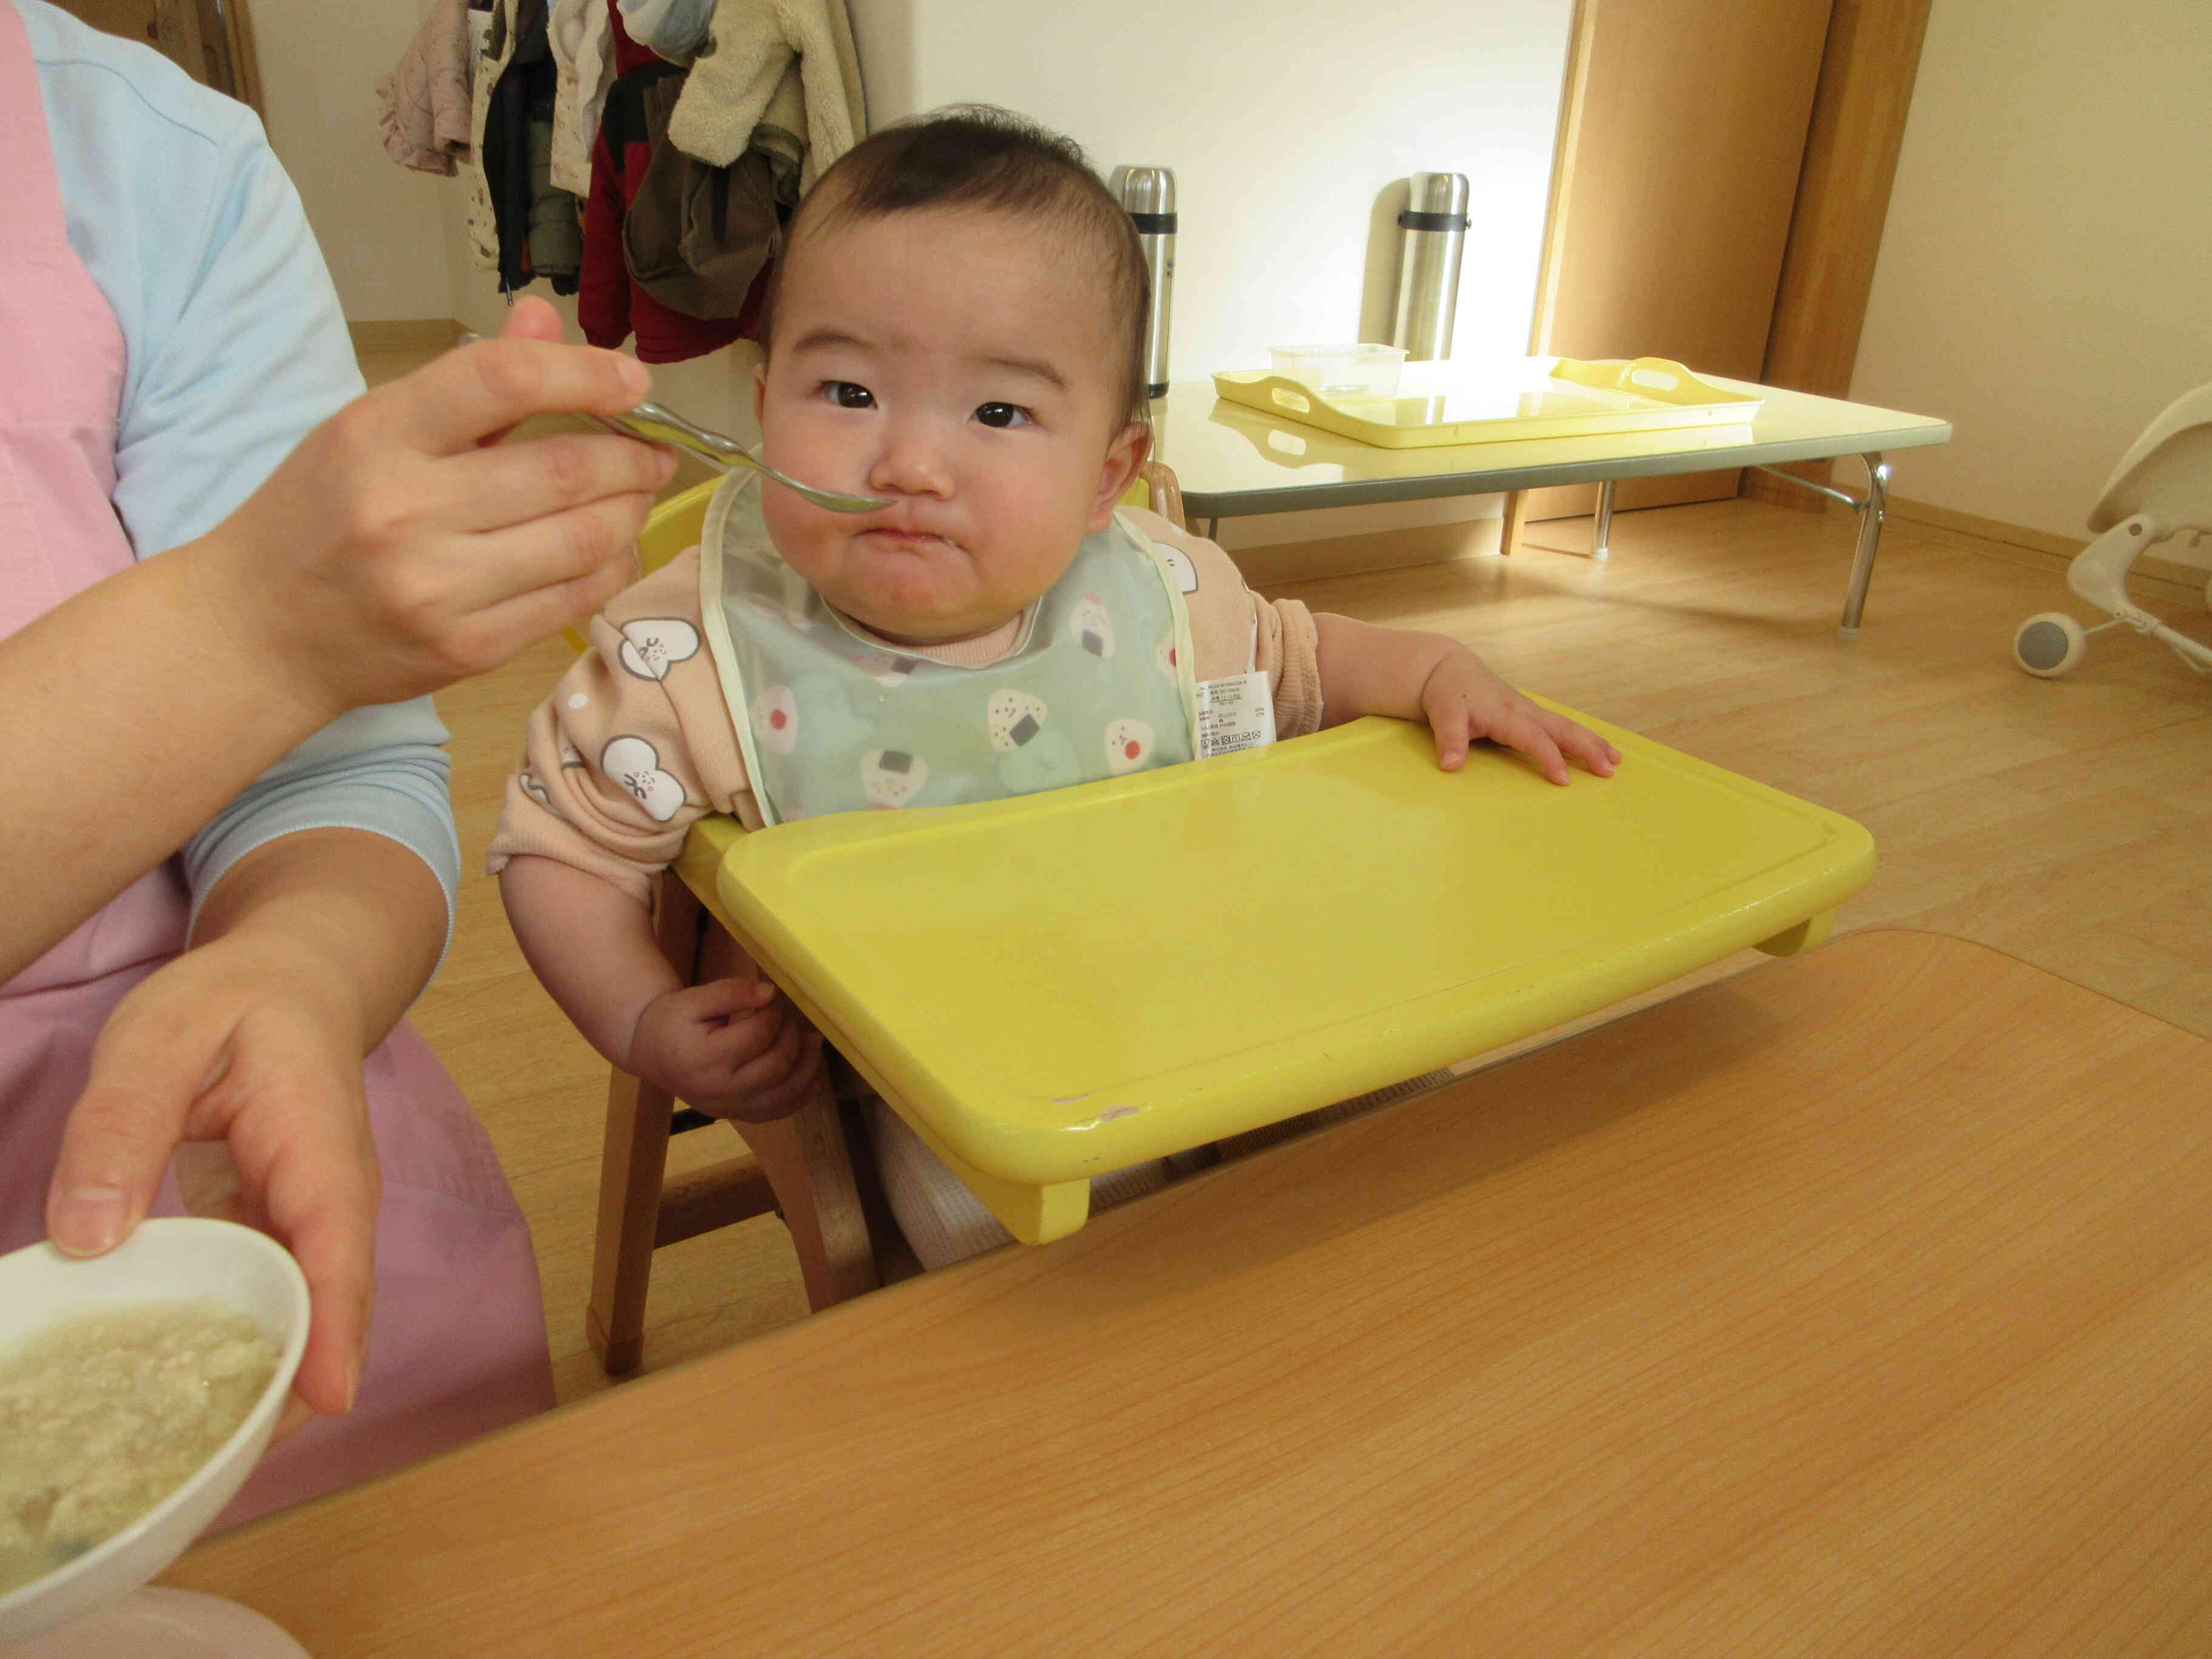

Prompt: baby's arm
xmin=500 ymin=856 xmax=820 ymax=1121
xmin=1119 ymin=507 xmax=1618 ymax=785
xmin=489 ymin=550 xmax=820 ymax=1119
xmin=1312 ymin=614 xmax=1620 ymax=785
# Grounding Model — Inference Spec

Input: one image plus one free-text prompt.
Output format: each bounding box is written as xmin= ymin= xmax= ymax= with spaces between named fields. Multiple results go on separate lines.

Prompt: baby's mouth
xmin=859 ymin=526 xmax=959 ymax=554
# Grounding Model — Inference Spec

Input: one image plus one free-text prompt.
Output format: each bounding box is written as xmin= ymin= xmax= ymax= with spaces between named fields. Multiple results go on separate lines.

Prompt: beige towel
xmin=375 ymin=0 xmax=474 ymax=176
xmin=663 ymin=0 xmax=866 ymax=189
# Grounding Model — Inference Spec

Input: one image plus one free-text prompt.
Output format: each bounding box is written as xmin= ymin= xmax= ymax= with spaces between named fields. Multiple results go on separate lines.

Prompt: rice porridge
xmin=0 ymin=1299 xmax=278 ymax=1597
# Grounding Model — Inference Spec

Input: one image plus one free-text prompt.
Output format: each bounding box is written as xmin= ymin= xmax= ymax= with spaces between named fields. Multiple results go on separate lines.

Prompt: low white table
xmin=1150 ymin=374 xmax=1952 ymax=638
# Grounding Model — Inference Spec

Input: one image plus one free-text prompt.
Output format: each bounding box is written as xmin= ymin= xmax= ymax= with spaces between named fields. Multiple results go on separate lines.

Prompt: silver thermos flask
xmin=1390 ymin=172 xmax=1470 ymax=361
xmin=1119 ymin=167 xmax=1176 ymax=400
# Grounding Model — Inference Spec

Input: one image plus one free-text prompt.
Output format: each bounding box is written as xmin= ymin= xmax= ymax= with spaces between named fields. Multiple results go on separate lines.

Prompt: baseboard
xmin=1229 ymin=516 xmax=1503 ymax=588
xmin=1889 ymin=497 xmax=2086 ymax=558
xmin=1888 ymin=496 xmax=2210 ymax=606
xmin=347 ymin=319 xmax=464 ymax=352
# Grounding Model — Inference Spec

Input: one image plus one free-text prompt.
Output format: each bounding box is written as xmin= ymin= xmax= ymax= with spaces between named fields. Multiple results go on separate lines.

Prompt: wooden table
xmin=169 ymin=931 xmax=2212 ymax=1657
xmin=1151 ymin=372 xmax=1953 ymax=638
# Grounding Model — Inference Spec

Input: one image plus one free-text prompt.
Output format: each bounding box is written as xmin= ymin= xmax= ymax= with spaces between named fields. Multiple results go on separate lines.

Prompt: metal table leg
xmin=1838 ymin=454 xmax=1891 ymax=640
xmin=1591 ymin=479 xmax=1615 ymax=563
xmin=1751 ymin=453 xmax=1892 ymax=640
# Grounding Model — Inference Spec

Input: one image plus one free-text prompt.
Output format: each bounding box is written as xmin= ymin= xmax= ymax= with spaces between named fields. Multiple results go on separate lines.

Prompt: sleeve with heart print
xmin=600 ymin=736 xmax=690 ymax=823
xmin=616 ymin=617 xmax=702 ymax=682
xmin=489 ymin=548 xmax=767 ymax=902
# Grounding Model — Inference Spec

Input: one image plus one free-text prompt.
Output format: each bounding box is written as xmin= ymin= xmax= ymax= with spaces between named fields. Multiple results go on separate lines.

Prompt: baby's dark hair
xmin=766 ymin=106 xmax=1151 ymax=423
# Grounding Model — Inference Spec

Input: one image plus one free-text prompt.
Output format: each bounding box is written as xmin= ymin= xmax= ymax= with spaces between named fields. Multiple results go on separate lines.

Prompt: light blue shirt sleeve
xmin=22 ymin=0 xmax=460 ymax=938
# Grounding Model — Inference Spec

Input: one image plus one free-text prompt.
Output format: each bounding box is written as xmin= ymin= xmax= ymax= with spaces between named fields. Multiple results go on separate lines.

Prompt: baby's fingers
xmin=1420 ymin=682 xmax=1475 ymax=771
xmin=1536 ymin=710 xmax=1623 ymax=779
xmin=675 ymin=977 xmax=786 ymax=1067
xmin=711 ymin=1021 xmax=825 ymax=1124
xmin=671 ymin=972 xmax=777 ymax=1023
xmin=1489 ymin=706 xmax=1573 ymax=785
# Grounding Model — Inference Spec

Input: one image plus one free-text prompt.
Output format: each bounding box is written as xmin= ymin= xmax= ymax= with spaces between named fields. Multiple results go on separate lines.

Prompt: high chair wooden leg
xmin=586 ymin=1065 xmax=678 ymax=1375
xmin=585 ymin=873 xmax=706 ymax=1375
xmin=692 ymin=917 xmax=882 ymax=1309
xmin=731 ymin=1060 xmax=880 ymax=1312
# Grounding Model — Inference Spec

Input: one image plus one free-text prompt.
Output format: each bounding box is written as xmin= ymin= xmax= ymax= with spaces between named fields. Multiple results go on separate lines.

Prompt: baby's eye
xmin=824 ymin=381 xmax=876 ymax=409
xmin=974 ymin=402 xmax=1031 ymax=429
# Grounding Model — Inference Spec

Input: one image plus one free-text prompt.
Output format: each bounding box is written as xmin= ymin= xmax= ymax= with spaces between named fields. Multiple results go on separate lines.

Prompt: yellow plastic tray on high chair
xmin=676 ymin=709 xmax=1874 ymax=1245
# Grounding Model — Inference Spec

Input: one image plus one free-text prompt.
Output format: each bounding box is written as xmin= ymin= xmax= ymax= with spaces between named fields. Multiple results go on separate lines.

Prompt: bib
xmin=699 ymin=474 xmax=1201 ymax=825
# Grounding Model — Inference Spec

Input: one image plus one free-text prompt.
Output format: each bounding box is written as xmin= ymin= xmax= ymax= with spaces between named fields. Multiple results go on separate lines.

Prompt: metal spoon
xmin=458 ymin=333 xmax=889 ymax=513
xmin=585 ymin=401 xmax=890 ymax=513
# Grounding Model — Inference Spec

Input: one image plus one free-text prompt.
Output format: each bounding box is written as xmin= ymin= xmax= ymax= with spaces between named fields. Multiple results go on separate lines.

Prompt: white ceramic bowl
xmin=0 ymin=1218 xmax=309 ymax=1647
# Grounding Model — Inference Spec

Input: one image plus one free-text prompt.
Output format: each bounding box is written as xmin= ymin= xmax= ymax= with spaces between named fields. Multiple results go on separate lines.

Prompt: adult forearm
xmin=0 ymin=541 xmax=337 ymax=979
xmin=4 ymin=312 xmax=671 ymax=981
xmin=188 ymin=828 xmax=447 ymax=1055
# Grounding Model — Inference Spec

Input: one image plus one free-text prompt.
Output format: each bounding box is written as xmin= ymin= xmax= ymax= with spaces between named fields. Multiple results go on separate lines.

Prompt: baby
xmin=492 ymin=107 xmax=1620 ymax=1267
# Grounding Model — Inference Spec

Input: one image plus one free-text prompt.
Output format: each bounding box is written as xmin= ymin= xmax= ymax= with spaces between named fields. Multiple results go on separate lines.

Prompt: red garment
xmin=577 ymin=0 xmax=742 ymax=363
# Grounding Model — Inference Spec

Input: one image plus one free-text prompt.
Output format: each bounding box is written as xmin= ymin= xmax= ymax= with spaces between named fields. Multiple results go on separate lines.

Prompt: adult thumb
xmin=499 ymin=293 xmax=568 ymax=344
xmin=45 ymin=993 xmax=227 ymax=1256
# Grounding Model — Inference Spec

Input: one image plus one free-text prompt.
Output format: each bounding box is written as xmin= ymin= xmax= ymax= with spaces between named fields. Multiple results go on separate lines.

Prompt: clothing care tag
xmin=1196 ymin=671 xmax=1277 ymax=757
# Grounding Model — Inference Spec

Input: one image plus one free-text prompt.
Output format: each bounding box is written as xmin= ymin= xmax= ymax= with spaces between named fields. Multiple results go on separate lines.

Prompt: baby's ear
xmin=1088 ymin=421 xmax=1153 ymax=532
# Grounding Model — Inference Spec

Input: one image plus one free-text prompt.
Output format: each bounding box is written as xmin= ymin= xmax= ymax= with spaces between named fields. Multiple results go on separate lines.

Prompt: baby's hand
xmin=626 ymin=973 xmax=823 ymax=1123
xmin=1419 ymin=649 xmax=1622 ymax=785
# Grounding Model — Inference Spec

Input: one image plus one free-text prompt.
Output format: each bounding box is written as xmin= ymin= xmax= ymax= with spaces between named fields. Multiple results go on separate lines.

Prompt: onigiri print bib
xmin=698 ymin=474 xmax=1201 ymax=825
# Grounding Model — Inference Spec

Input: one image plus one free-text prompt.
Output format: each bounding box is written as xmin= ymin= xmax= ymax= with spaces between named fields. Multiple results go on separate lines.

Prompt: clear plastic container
xmin=1269 ymin=343 xmax=1407 ymax=398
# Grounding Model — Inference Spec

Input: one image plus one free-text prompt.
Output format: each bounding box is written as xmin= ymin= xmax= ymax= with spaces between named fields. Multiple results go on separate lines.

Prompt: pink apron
xmin=0 ymin=2 xmax=554 ymax=1530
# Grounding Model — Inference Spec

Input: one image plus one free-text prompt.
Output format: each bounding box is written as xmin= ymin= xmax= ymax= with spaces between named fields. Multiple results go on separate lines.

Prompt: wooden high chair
xmin=585 ymin=461 xmax=1191 ymax=1372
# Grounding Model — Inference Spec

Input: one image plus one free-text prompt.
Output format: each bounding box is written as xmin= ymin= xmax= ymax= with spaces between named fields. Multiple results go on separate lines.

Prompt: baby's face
xmin=755 ymin=204 xmax=1147 ymax=645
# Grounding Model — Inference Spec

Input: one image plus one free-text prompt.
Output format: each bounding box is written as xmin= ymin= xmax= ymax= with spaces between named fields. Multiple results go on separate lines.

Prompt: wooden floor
xmin=364 ymin=345 xmax=2212 ymax=1405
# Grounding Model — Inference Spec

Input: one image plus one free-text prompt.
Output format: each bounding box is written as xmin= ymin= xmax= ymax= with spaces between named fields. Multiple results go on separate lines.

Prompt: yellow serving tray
xmin=1210 ymin=357 xmax=1765 ymax=449
xmin=680 ymin=710 xmax=1872 ymax=1244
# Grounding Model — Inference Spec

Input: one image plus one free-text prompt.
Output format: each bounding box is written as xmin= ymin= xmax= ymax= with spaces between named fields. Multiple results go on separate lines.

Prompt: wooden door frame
xmin=1503 ymin=0 xmax=1934 ymax=551
xmin=1744 ymin=0 xmax=1935 ymax=510
xmin=1500 ymin=0 xmax=1600 ymax=557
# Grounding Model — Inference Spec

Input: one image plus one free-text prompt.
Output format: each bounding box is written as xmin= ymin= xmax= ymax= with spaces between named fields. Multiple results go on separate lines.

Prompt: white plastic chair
xmin=2014 ymin=384 xmax=2212 ymax=678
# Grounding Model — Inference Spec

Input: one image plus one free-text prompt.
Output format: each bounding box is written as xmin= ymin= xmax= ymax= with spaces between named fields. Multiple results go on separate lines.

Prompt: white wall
xmin=850 ymin=0 xmax=1568 ymax=387
xmin=253 ymin=0 xmax=452 ymax=321
xmin=1849 ymin=0 xmax=2212 ymax=567
xmin=847 ymin=0 xmax=1574 ymax=549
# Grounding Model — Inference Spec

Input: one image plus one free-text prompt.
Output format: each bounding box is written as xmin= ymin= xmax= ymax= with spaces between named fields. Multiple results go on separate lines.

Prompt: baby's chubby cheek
xmin=756 ymin=486 xmax=814 ymax=564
